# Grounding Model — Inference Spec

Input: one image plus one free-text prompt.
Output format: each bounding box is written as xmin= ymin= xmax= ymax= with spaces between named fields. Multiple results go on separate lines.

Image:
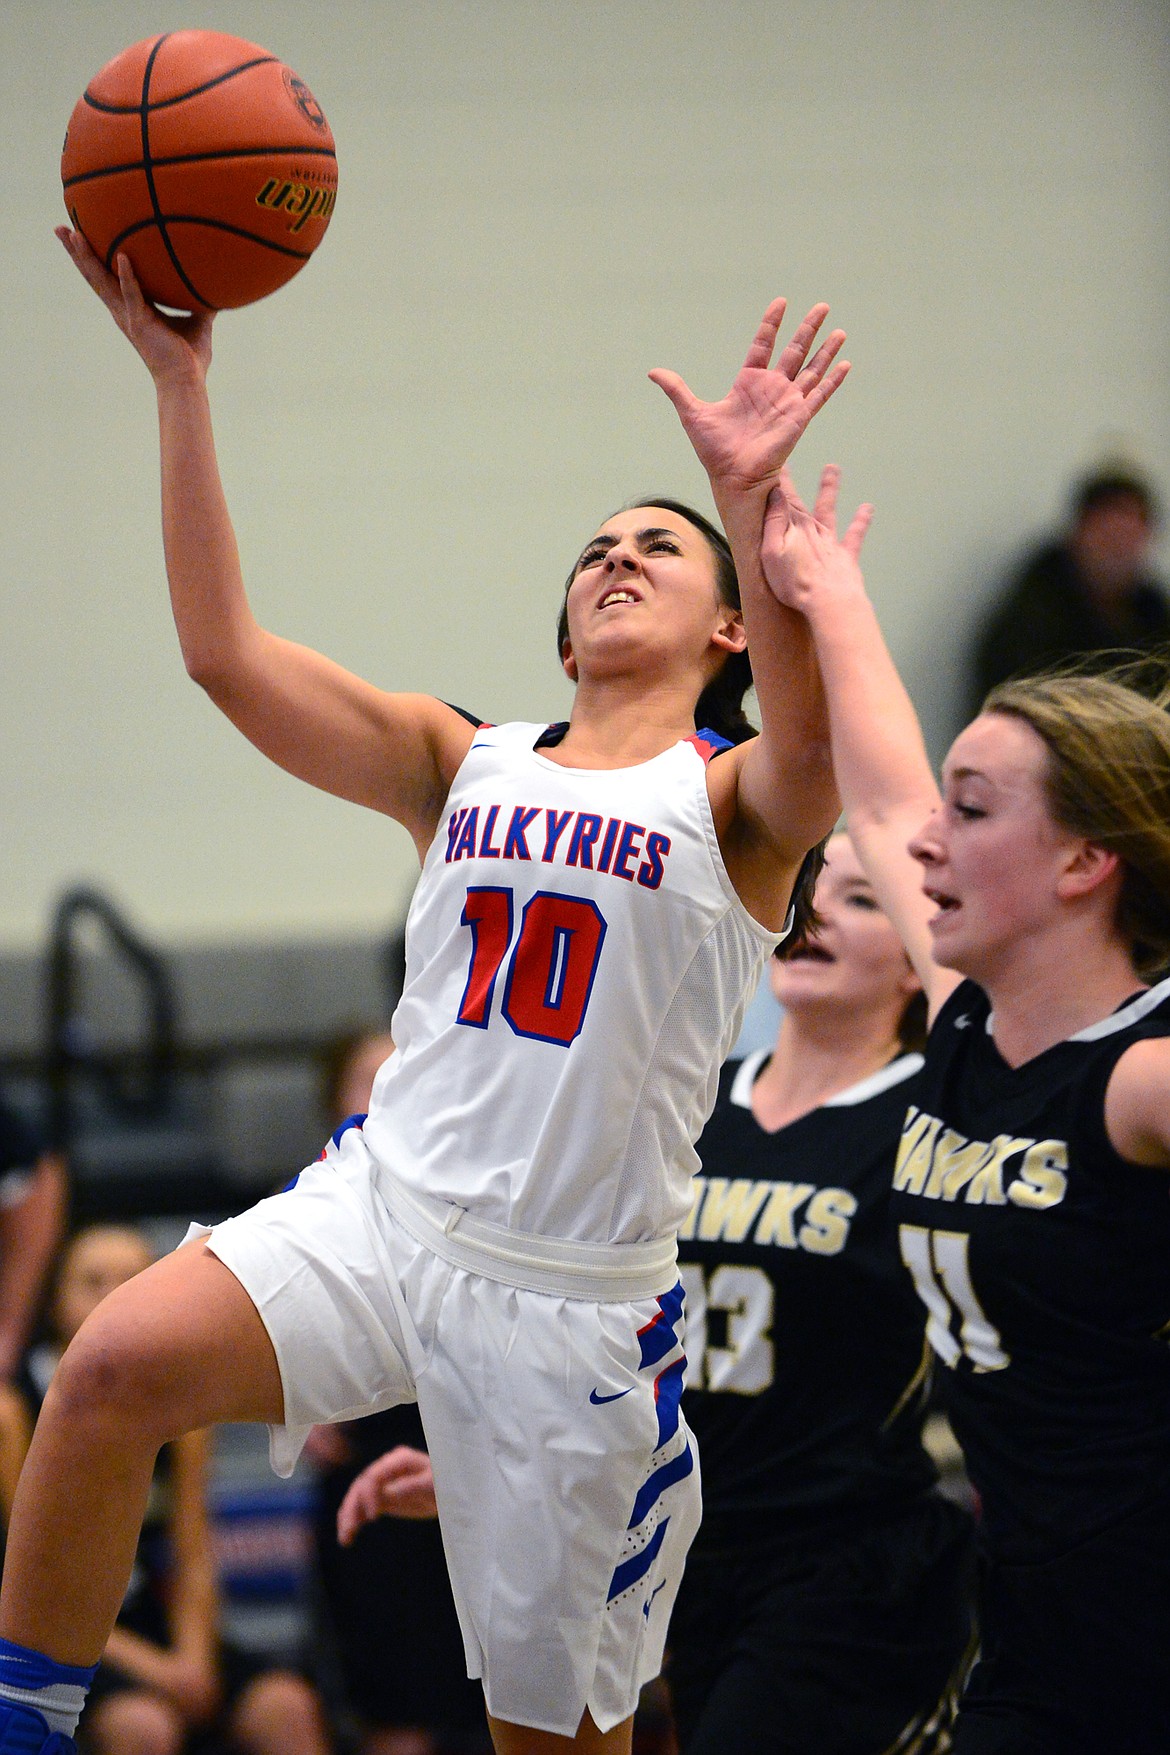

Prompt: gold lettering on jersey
xmin=696 ymin=1178 xmax=772 ymax=1243
xmin=753 ymin=1181 xmax=816 ymax=1248
xmin=963 ymin=1137 xmax=1017 ymax=1205
xmin=687 ymin=1177 xmax=856 ymax=1254
xmin=892 ymin=1108 xmax=942 ymax=1195
xmin=798 ymin=1187 xmax=858 ymax=1255
xmin=1008 ymin=1139 xmax=1068 ymax=1209
xmin=923 ymin=1128 xmax=994 ymax=1201
xmin=894 ymin=1109 xmax=1068 ymax=1212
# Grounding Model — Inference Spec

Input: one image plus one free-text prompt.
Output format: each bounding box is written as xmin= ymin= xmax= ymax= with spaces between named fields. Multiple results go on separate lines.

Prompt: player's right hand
xmin=56 ymin=226 xmax=214 ymax=385
xmin=649 ymin=299 xmax=850 ymax=498
xmin=336 ymin=1444 xmax=439 ymax=1544
xmin=760 ymin=465 xmax=873 ymax=614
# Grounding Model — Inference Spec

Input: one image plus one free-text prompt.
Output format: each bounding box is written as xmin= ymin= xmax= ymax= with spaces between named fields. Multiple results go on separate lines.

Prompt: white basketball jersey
xmin=362 ymin=721 xmax=781 ymax=1245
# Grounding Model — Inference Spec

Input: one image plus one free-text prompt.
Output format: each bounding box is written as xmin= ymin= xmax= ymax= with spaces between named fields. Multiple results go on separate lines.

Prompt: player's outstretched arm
xmin=761 ymin=466 xmax=960 ymax=1013
xmin=651 ymin=302 xmax=850 ymax=923
xmin=56 ymin=228 xmax=474 ymax=857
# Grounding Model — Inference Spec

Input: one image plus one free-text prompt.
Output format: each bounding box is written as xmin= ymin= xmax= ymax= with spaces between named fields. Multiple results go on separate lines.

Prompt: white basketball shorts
xmin=188 ymin=1119 xmax=701 ymax=1736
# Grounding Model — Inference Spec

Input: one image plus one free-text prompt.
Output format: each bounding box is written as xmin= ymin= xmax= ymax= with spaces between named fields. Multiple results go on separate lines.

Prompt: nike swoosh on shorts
xmin=589 ymin=1387 xmax=633 ymax=1404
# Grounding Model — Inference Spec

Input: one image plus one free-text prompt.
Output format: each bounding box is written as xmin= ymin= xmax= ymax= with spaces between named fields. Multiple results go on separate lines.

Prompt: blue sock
xmin=0 ymin=1639 xmax=96 ymax=1738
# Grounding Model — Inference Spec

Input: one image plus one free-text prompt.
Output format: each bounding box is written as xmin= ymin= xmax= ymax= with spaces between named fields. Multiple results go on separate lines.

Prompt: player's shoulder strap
xmin=688 ymin=727 xmax=736 ymax=765
xmin=442 ymin=702 xmax=487 ymax=729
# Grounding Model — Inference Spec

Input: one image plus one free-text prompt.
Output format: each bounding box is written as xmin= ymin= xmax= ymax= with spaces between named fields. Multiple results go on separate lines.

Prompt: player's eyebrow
xmin=634 ymin=526 xmax=684 ymax=544
xmin=578 ymin=526 xmax=685 ymax=563
xmin=945 ymin=764 xmax=989 ymax=784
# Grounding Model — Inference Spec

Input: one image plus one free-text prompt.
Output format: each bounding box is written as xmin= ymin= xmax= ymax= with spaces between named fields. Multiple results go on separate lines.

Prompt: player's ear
xmin=1055 ymin=839 xmax=1123 ymax=902
xmin=711 ymin=608 xmax=746 ymax=657
xmin=561 ymin=638 xmax=579 ymax=683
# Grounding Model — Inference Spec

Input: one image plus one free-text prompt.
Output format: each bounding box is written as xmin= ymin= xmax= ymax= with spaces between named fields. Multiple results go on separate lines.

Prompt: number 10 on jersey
xmin=457 ymin=886 xmax=608 ymax=1047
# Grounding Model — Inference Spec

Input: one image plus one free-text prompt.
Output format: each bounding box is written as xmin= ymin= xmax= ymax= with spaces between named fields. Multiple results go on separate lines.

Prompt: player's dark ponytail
xmin=558 ymin=498 xmax=823 ymax=944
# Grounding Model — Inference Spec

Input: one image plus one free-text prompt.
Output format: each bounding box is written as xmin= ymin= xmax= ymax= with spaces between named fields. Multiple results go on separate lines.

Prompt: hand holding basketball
xmin=61 ymin=30 xmax=337 ymax=313
xmin=57 ymin=226 xmax=214 ymax=384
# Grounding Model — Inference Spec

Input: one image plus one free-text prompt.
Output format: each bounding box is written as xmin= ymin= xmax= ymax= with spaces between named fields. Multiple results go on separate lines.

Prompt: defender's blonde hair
xmin=984 ymin=661 xmax=1170 ymax=978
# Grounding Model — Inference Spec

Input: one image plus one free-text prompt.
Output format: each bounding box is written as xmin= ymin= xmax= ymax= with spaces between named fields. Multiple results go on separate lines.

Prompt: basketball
xmin=61 ymin=31 xmax=337 ymax=312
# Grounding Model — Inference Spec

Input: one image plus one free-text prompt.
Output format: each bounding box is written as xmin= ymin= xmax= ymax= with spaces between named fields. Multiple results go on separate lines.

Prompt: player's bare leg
xmin=0 ymin=1240 xmax=284 ymax=1662
xmin=487 ymin=1708 xmax=633 ymax=1754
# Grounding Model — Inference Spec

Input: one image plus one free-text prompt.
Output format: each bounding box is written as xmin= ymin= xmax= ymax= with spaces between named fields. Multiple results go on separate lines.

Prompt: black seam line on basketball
xmin=63 ymin=145 xmax=337 ymax=191
xmin=83 ymin=55 xmax=279 ymax=115
xmin=135 ymin=35 xmax=213 ymax=311
xmin=107 ymin=213 xmax=313 ymax=266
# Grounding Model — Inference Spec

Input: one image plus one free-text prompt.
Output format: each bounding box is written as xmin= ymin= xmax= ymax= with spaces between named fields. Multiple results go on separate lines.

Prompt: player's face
xmin=910 ymin=712 xmax=1082 ymax=982
xmin=772 ymin=833 xmax=918 ymax=1020
xmin=562 ymin=508 xmax=743 ymax=685
xmin=53 ymin=1226 xmax=153 ymax=1345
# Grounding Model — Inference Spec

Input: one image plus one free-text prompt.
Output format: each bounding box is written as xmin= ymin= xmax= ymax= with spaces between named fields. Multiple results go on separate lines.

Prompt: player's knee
xmin=46 ymin=1316 xmax=178 ymax=1446
xmin=230 ymin=1670 xmax=328 ymax=1753
xmin=85 ymin=1690 xmax=185 ymax=1755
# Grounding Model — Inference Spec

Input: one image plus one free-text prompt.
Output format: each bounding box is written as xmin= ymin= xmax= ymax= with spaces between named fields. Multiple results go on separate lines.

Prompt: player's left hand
xmin=336 ymin=1444 xmax=438 ymax=1544
xmin=650 ymin=300 xmax=849 ymax=495
xmin=760 ymin=463 xmax=873 ymax=612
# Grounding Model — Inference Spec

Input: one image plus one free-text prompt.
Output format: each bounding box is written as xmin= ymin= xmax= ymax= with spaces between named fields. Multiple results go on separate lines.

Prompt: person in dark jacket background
xmin=970 ymin=467 xmax=1166 ymax=714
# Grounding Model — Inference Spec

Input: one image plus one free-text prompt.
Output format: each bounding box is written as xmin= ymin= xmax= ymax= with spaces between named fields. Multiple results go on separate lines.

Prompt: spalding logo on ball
xmin=61 ymin=30 xmax=337 ymax=312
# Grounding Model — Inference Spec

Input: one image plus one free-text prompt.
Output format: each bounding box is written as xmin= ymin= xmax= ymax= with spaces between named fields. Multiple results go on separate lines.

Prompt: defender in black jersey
xmin=890 ymin=976 xmax=1170 ymax=1753
xmin=766 ymin=463 xmax=1170 ymax=1755
xmin=669 ymin=836 xmax=975 ymax=1755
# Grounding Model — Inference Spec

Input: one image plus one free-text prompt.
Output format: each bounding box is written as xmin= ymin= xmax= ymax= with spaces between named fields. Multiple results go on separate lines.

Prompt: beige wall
xmin=4 ymin=0 xmax=1168 ymax=949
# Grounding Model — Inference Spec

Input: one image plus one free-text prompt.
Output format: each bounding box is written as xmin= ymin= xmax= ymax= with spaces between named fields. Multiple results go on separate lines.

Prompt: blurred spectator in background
xmin=970 ymin=465 xmax=1167 ymax=713
xmin=0 ymin=1093 xmax=66 ymax=1519
xmin=308 ymin=1033 xmax=488 ymax=1755
xmin=0 ymin=1225 xmax=332 ymax=1755
xmin=0 ymin=1092 xmax=66 ymax=1382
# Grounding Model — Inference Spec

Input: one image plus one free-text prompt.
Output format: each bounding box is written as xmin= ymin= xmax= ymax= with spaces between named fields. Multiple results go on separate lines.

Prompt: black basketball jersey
xmin=678 ymin=1049 xmax=938 ymax=1527
xmin=890 ymin=975 xmax=1170 ymax=1563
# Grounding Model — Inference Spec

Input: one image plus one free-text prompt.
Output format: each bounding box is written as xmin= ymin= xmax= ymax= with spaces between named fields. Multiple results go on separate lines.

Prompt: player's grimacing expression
xmin=773 ymin=833 xmax=918 ymax=1022
xmin=909 ymin=712 xmax=1094 ymax=982
xmin=561 ymin=507 xmax=743 ymax=685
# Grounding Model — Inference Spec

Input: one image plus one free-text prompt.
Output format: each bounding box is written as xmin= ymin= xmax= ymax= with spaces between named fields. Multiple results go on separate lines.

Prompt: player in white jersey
xmin=0 ymin=233 xmax=847 ymax=1755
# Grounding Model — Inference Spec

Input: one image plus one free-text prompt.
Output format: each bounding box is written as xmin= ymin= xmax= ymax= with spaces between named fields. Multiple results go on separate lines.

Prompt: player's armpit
xmin=706 ymin=737 xmax=837 ymax=933
xmin=705 ymin=755 xmax=806 ymax=934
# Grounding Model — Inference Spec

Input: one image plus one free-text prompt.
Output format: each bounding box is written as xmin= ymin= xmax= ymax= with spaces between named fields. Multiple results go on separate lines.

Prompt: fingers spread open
xmin=647 ymin=367 xmax=697 ymax=417
xmin=843 ymin=502 xmax=874 ymax=559
xmin=741 ymin=297 xmax=788 ymax=370
xmin=802 ymin=359 xmax=851 ymax=418
xmin=796 ymin=328 xmax=847 ymax=390
xmin=812 ymin=463 xmax=842 ymax=530
xmin=773 ymin=303 xmax=831 ymax=379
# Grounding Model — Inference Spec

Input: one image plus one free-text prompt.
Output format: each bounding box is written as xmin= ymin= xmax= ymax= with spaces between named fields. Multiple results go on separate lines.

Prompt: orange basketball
xmin=61 ymin=31 xmax=338 ymax=312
